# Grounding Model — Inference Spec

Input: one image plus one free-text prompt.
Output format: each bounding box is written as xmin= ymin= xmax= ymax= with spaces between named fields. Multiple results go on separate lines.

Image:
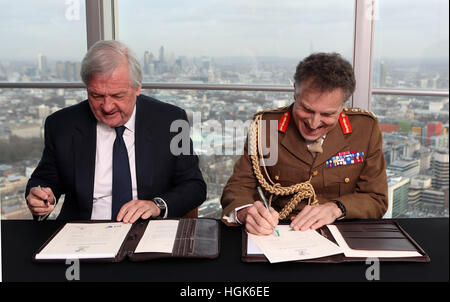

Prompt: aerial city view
xmin=0 ymin=47 xmax=448 ymax=220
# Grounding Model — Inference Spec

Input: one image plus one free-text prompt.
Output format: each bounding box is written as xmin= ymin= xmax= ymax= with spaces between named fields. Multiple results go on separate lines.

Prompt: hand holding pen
xmin=26 ymin=185 xmax=55 ymax=217
xmin=236 ymin=187 xmax=280 ymax=236
xmin=257 ymin=186 xmax=280 ymax=237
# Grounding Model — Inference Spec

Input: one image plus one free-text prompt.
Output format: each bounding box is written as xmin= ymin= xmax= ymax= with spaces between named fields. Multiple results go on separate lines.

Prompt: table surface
xmin=2 ymin=218 xmax=448 ymax=282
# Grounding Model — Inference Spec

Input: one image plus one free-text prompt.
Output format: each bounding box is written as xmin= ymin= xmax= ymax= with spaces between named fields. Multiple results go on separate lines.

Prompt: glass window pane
xmin=118 ymin=0 xmax=354 ymax=85
xmin=140 ymin=88 xmax=293 ymax=218
xmin=372 ymin=0 xmax=449 ymax=90
xmin=372 ymin=94 xmax=449 ymax=218
xmin=0 ymin=88 xmax=87 ymax=219
xmin=0 ymin=0 xmax=87 ymax=83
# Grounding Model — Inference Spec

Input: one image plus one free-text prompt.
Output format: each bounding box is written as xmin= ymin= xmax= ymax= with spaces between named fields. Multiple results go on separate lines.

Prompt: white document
xmin=248 ymin=225 xmax=342 ymax=263
xmin=326 ymin=225 xmax=422 ymax=258
xmin=134 ymin=220 xmax=179 ymax=253
xmin=35 ymin=222 xmax=132 ymax=260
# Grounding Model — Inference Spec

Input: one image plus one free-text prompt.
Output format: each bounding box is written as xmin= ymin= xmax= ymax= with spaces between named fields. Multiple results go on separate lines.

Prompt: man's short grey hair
xmin=80 ymin=40 xmax=142 ymax=88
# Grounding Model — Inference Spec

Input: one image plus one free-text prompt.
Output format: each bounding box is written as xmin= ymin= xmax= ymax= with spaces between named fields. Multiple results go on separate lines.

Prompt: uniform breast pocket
xmin=270 ymin=165 xmax=310 ymax=187
xmin=324 ymin=163 xmax=363 ymax=196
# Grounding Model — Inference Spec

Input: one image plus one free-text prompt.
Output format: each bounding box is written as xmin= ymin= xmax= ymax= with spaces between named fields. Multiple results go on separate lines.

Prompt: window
xmin=373 ymin=94 xmax=449 ymax=218
xmin=118 ymin=0 xmax=354 ymax=85
xmin=0 ymin=88 xmax=86 ymax=219
xmin=372 ymin=0 xmax=449 ymax=90
xmin=0 ymin=1 xmax=448 ymax=220
xmin=141 ymin=88 xmax=292 ymax=218
xmin=0 ymin=0 xmax=87 ymax=83
xmin=371 ymin=0 xmax=449 ymax=218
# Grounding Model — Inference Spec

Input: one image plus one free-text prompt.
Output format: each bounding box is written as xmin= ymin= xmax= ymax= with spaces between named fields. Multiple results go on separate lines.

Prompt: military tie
xmin=112 ymin=126 xmax=132 ymax=220
xmin=309 ymin=138 xmax=323 ymax=158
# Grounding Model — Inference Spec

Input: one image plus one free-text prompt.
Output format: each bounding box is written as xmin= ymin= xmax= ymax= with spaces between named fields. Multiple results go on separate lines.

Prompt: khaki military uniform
xmin=221 ymin=105 xmax=388 ymax=226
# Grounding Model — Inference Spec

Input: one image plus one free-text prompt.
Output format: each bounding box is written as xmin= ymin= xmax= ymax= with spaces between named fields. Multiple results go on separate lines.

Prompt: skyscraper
xmin=159 ymin=46 xmax=165 ymax=63
xmin=384 ymin=172 xmax=410 ymax=218
xmin=37 ymin=53 xmax=48 ymax=74
xmin=431 ymin=150 xmax=449 ymax=189
xmin=379 ymin=60 xmax=387 ymax=87
xmin=143 ymin=51 xmax=151 ymax=75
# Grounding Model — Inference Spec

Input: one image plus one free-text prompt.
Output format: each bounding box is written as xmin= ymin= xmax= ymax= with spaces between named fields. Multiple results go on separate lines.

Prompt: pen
xmin=38 ymin=185 xmax=49 ymax=207
xmin=256 ymin=186 xmax=280 ymax=237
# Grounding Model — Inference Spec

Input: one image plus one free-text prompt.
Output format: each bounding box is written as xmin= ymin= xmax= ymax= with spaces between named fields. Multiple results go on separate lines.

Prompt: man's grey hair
xmin=80 ymin=40 xmax=142 ymax=88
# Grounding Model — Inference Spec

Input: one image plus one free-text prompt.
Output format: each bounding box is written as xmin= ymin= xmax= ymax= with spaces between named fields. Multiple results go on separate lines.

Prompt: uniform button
xmin=344 ymin=177 xmax=350 ymax=183
xmin=274 ymin=175 xmax=279 ymax=180
xmin=312 ymin=170 xmax=319 ymax=176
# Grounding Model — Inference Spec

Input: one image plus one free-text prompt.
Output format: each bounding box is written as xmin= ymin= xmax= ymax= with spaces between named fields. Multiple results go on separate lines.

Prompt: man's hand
xmin=116 ymin=200 xmax=161 ymax=223
xmin=290 ymin=202 xmax=342 ymax=231
xmin=237 ymin=201 xmax=279 ymax=236
xmin=26 ymin=186 xmax=55 ymax=217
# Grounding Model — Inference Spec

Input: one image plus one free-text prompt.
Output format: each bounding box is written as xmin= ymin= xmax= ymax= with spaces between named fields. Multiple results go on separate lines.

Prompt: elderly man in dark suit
xmin=26 ymin=40 xmax=206 ymax=222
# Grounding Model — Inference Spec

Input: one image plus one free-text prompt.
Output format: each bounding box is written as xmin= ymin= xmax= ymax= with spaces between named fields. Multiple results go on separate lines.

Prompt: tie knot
xmin=115 ymin=126 xmax=126 ymax=138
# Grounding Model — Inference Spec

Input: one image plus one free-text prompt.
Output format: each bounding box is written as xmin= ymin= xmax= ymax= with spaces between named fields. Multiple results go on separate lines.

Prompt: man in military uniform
xmin=221 ymin=52 xmax=388 ymax=235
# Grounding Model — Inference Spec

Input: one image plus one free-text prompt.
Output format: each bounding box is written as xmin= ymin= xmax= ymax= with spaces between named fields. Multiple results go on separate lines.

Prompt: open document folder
xmin=248 ymin=226 xmax=342 ymax=263
xmin=244 ymin=221 xmax=430 ymax=263
xmin=34 ymin=218 xmax=220 ymax=262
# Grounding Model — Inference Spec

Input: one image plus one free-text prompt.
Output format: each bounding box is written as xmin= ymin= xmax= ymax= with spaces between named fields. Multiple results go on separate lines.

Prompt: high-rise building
xmin=159 ymin=46 xmax=165 ymax=63
xmin=414 ymin=147 xmax=432 ymax=172
xmin=37 ymin=53 xmax=48 ymax=74
xmin=55 ymin=61 xmax=64 ymax=79
xmin=421 ymin=189 xmax=447 ymax=207
xmin=388 ymin=159 xmax=421 ymax=179
xmin=431 ymin=150 xmax=449 ymax=189
xmin=143 ymin=51 xmax=151 ymax=75
xmin=425 ymin=122 xmax=443 ymax=146
xmin=379 ymin=60 xmax=387 ymax=87
xmin=408 ymin=189 xmax=421 ymax=205
xmin=384 ymin=173 xmax=410 ymax=218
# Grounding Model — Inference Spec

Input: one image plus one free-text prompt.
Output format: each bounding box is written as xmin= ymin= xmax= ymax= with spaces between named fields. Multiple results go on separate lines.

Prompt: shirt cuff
xmin=223 ymin=204 xmax=253 ymax=225
xmin=37 ymin=196 xmax=57 ymax=221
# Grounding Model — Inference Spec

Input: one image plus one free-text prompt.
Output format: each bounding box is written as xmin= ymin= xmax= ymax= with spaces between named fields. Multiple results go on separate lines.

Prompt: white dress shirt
xmin=91 ymin=106 xmax=138 ymax=220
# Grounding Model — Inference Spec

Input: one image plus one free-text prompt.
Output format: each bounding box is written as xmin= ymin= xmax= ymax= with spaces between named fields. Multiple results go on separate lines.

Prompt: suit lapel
xmin=73 ymin=102 xmax=97 ymax=217
xmin=135 ymin=96 xmax=154 ymax=199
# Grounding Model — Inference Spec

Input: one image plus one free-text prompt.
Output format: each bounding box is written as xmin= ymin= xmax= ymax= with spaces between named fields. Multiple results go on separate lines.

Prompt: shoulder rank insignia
xmin=278 ymin=111 xmax=291 ymax=133
xmin=339 ymin=112 xmax=352 ymax=134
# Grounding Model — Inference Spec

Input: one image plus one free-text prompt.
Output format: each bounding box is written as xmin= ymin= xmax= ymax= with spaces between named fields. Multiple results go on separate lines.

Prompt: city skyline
xmin=0 ymin=55 xmax=448 ymax=220
xmin=0 ymin=0 xmax=449 ymax=220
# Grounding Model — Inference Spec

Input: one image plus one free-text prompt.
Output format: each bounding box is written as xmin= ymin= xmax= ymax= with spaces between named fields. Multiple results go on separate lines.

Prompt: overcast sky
xmin=0 ymin=0 xmax=448 ymax=62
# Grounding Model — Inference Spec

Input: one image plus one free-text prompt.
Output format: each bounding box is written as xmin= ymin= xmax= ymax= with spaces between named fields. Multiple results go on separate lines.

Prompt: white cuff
xmin=223 ymin=204 xmax=253 ymax=225
xmin=37 ymin=197 xmax=56 ymax=221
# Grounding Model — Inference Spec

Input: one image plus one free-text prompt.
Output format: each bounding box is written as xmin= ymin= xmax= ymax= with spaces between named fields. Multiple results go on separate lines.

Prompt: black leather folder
xmin=241 ymin=220 xmax=430 ymax=263
xmin=33 ymin=218 xmax=220 ymax=263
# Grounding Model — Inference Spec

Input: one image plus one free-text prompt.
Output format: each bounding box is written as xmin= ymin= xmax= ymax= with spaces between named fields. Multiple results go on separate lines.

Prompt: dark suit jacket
xmin=26 ymin=95 xmax=206 ymax=220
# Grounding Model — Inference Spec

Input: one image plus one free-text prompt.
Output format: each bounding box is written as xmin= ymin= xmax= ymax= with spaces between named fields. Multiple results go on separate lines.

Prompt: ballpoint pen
xmin=38 ymin=185 xmax=49 ymax=207
xmin=256 ymin=186 xmax=280 ymax=237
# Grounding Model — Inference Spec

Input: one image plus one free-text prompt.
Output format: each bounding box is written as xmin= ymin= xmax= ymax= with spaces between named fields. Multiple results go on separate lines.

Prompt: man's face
xmin=87 ymin=62 xmax=141 ymax=128
xmin=292 ymin=83 xmax=344 ymax=141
